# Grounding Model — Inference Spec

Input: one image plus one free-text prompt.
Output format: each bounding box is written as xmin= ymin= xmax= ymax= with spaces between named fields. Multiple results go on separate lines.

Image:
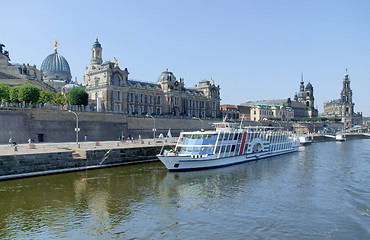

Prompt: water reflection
xmin=1 ymin=140 xmax=369 ymax=239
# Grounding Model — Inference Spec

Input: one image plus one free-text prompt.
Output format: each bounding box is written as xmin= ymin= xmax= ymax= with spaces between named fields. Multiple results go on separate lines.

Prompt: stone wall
xmin=0 ymin=145 xmax=168 ymax=177
xmin=0 ymin=151 xmax=74 ymax=176
xmin=0 ymin=108 xmax=215 ymax=144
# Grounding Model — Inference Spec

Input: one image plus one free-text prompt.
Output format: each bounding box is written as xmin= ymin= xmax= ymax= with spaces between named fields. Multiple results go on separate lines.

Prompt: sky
xmin=2 ymin=0 xmax=370 ymax=116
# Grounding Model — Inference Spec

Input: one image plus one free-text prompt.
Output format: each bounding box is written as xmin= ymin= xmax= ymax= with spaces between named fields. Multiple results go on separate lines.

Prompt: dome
xmin=63 ymin=83 xmax=81 ymax=90
xmin=41 ymin=51 xmax=71 ymax=75
xmin=306 ymin=82 xmax=313 ymax=90
xmin=157 ymin=69 xmax=176 ymax=83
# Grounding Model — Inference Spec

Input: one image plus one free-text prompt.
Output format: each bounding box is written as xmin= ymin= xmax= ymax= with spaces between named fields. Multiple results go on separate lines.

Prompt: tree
xmin=39 ymin=90 xmax=54 ymax=105
xmin=9 ymin=86 xmax=20 ymax=103
xmin=19 ymin=84 xmax=40 ymax=104
xmin=51 ymin=92 xmax=68 ymax=106
xmin=68 ymin=88 xmax=88 ymax=106
xmin=0 ymin=83 xmax=10 ymax=103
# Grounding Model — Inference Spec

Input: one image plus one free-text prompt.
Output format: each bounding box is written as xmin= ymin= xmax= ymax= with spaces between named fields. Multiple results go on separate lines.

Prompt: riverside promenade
xmin=0 ymin=138 xmax=176 ymax=181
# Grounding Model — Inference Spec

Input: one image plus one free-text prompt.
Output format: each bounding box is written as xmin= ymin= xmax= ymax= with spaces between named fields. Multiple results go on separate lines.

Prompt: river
xmin=0 ymin=139 xmax=369 ymax=239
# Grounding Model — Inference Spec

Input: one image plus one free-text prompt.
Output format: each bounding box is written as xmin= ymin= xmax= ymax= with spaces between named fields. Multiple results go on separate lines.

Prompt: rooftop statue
xmin=114 ymin=57 xmax=118 ymax=67
xmin=0 ymin=43 xmax=4 ymax=53
xmin=54 ymin=40 xmax=58 ymax=51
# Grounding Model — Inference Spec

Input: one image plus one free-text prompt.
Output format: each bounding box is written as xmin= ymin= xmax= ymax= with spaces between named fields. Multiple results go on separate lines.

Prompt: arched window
xmin=113 ymin=75 xmax=120 ymax=86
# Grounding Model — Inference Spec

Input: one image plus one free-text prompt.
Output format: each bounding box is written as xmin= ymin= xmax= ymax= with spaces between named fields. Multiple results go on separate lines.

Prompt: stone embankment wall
xmin=0 ymin=145 xmax=167 ymax=178
xmin=0 ymin=108 xmax=346 ymax=144
xmin=0 ymin=108 xmax=216 ymax=144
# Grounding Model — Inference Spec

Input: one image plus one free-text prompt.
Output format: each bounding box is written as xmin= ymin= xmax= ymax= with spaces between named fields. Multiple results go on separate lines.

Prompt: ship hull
xmin=157 ymin=147 xmax=298 ymax=171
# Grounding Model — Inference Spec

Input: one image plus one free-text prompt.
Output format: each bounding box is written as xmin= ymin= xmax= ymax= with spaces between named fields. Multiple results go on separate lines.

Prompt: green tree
xmin=51 ymin=92 xmax=68 ymax=106
xmin=9 ymin=86 xmax=20 ymax=103
xmin=0 ymin=83 xmax=10 ymax=103
xmin=68 ymin=88 xmax=88 ymax=106
xmin=19 ymin=84 xmax=40 ymax=104
xmin=39 ymin=90 xmax=54 ymax=105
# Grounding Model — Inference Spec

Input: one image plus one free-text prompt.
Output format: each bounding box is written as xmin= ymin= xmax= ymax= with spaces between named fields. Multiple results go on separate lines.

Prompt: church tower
xmin=340 ymin=71 xmax=354 ymax=127
xmin=91 ymin=38 xmax=102 ymax=65
xmin=297 ymin=73 xmax=306 ymax=103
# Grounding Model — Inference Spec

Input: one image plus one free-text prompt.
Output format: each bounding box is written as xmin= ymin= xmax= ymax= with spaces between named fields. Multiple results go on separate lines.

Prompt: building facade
xmin=83 ymin=39 xmax=221 ymax=118
xmin=0 ymin=43 xmax=54 ymax=92
xmin=323 ymin=72 xmax=362 ymax=127
xmin=293 ymin=74 xmax=318 ymax=118
xmin=220 ymin=104 xmax=239 ymax=120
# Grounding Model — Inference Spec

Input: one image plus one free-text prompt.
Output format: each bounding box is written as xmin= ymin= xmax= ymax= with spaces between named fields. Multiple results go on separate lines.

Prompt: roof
xmin=240 ymin=99 xmax=307 ymax=109
xmin=0 ymin=71 xmax=17 ymax=79
xmin=40 ymin=51 xmax=71 ymax=76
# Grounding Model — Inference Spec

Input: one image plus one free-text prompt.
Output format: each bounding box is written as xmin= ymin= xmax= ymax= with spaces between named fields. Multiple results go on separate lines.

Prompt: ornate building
xmin=83 ymin=38 xmax=221 ymax=118
xmin=323 ymin=71 xmax=362 ymax=127
xmin=0 ymin=43 xmax=54 ymax=91
xmin=239 ymin=74 xmax=318 ymax=121
xmin=40 ymin=41 xmax=72 ymax=91
xmin=293 ymin=74 xmax=318 ymax=118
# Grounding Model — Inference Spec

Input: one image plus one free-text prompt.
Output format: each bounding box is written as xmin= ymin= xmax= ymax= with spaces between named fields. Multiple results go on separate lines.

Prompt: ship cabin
xmin=174 ymin=124 xmax=296 ymax=159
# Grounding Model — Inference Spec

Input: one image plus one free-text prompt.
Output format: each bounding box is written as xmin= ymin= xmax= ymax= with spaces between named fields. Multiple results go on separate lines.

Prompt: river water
xmin=0 ymin=139 xmax=369 ymax=239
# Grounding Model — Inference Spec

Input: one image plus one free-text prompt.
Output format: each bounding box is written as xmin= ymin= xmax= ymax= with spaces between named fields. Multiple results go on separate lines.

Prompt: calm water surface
xmin=1 ymin=139 xmax=369 ymax=239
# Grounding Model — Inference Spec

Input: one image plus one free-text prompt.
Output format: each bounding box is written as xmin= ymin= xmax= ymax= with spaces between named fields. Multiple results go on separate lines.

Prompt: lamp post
xmin=68 ymin=110 xmax=79 ymax=145
xmin=194 ymin=117 xmax=204 ymax=131
xmin=146 ymin=114 xmax=156 ymax=138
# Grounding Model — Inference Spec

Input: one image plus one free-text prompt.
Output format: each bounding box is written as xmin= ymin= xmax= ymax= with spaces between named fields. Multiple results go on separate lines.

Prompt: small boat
xmin=157 ymin=122 xmax=300 ymax=171
xmin=335 ymin=134 xmax=346 ymax=142
xmin=298 ymin=136 xmax=312 ymax=146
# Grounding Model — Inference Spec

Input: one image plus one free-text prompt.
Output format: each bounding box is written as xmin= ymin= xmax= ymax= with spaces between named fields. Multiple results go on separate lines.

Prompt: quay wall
xmin=0 ymin=145 xmax=167 ymax=179
xmin=0 ymin=108 xmax=216 ymax=144
xmin=0 ymin=108 xmax=348 ymax=145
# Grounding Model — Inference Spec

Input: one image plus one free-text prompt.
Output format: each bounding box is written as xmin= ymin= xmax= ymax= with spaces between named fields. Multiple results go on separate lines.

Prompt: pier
xmin=0 ymin=139 xmax=176 ymax=181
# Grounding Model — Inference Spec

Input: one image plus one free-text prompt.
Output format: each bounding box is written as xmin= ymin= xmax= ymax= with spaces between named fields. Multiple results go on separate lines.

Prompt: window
xmin=114 ymin=91 xmax=120 ymax=101
xmin=138 ymin=94 xmax=143 ymax=103
xmin=157 ymin=96 xmax=161 ymax=104
xmin=148 ymin=95 xmax=152 ymax=104
xmin=128 ymin=93 xmax=133 ymax=102
xmin=113 ymin=75 xmax=120 ymax=86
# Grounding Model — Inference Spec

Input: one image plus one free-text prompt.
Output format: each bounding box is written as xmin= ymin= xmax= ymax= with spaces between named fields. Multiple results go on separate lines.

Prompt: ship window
xmin=192 ymin=147 xmax=200 ymax=154
xmin=210 ymin=135 xmax=218 ymax=145
xmin=207 ymin=147 xmax=214 ymax=154
xmin=219 ymin=133 xmax=224 ymax=140
xmin=200 ymin=147 xmax=207 ymax=155
xmin=231 ymin=145 xmax=236 ymax=152
xmin=224 ymin=133 xmax=229 ymax=140
xmin=226 ymin=145 xmax=231 ymax=152
xmin=215 ymin=146 xmax=221 ymax=154
xmin=220 ymin=145 xmax=226 ymax=153
xmin=234 ymin=133 xmax=238 ymax=140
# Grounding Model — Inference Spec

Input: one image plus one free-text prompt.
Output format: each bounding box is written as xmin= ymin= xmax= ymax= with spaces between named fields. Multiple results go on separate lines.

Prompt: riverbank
xmin=0 ymin=139 xmax=176 ymax=181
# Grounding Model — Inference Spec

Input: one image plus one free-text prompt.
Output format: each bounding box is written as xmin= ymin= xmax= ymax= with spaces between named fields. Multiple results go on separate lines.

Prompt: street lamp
xmin=146 ymin=114 xmax=156 ymax=138
xmin=68 ymin=110 xmax=79 ymax=145
xmin=194 ymin=117 xmax=204 ymax=131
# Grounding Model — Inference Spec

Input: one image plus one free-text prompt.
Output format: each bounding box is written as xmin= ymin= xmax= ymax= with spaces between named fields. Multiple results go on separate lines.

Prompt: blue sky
xmin=2 ymin=0 xmax=370 ymax=116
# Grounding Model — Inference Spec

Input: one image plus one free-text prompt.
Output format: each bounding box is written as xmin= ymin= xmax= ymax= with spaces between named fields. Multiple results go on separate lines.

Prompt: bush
xmin=9 ymin=86 xmax=21 ymax=103
xmin=68 ymin=88 xmax=88 ymax=106
xmin=0 ymin=83 xmax=10 ymax=102
xmin=19 ymin=84 xmax=40 ymax=104
xmin=39 ymin=90 xmax=54 ymax=105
